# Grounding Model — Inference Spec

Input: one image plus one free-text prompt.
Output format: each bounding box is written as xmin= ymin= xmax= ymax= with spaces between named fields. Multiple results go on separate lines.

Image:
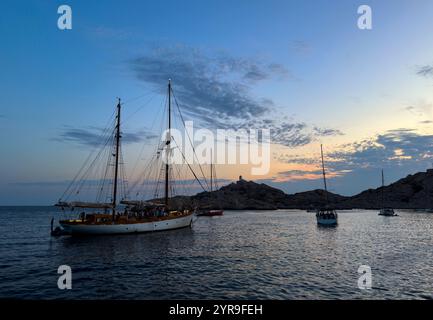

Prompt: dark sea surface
xmin=0 ymin=206 xmax=433 ymax=299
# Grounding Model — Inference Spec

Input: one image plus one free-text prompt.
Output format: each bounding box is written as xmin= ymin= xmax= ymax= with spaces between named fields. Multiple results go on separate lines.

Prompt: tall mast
xmin=381 ymin=169 xmax=384 ymax=208
xmin=210 ymin=149 xmax=213 ymax=192
xmin=320 ymin=144 xmax=329 ymax=205
xmin=165 ymin=80 xmax=171 ymax=207
xmin=112 ymin=98 xmax=121 ymax=220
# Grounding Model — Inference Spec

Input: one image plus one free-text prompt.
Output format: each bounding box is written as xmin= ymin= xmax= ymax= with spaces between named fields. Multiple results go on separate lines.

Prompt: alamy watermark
xmin=57 ymin=265 xmax=72 ymax=290
xmin=57 ymin=5 xmax=72 ymax=30
xmin=357 ymin=265 xmax=372 ymax=290
xmin=358 ymin=5 xmax=372 ymax=30
xmin=160 ymin=121 xmax=271 ymax=176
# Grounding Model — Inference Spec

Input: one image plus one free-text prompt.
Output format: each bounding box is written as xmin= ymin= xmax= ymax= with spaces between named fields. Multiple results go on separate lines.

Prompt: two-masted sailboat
xmin=54 ymin=80 xmax=195 ymax=235
xmin=315 ymin=144 xmax=338 ymax=226
xmin=378 ymin=169 xmax=397 ymax=216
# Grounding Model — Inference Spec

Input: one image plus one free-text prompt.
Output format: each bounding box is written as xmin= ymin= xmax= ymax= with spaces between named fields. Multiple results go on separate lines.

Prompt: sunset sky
xmin=1 ymin=0 xmax=433 ymax=205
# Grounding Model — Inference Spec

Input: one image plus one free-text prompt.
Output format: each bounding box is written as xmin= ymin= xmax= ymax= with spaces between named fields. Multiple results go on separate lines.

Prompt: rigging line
xmin=170 ymin=87 xmax=210 ymax=190
xmin=130 ymin=152 xmax=156 ymax=195
xmin=74 ymin=124 xmax=115 ymax=200
xmin=60 ymin=112 xmax=114 ymax=199
xmin=97 ymin=134 xmax=115 ymax=202
xmin=139 ymin=98 xmax=167 ymax=199
xmin=120 ymin=147 xmax=129 ymax=200
xmin=121 ymin=88 xmax=160 ymax=105
xmin=171 ymin=114 xmax=195 ymax=197
xmin=212 ymin=161 xmax=219 ymax=190
xmin=59 ymin=110 xmax=117 ymax=201
xmin=121 ymin=92 xmax=159 ymax=125
xmin=171 ymin=137 xmax=207 ymax=192
xmin=148 ymin=144 xmax=166 ymax=200
xmin=96 ymin=124 xmax=117 ymax=200
xmin=127 ymin=93 xmax=167 ymax=184
xmin=173 ymin=161 xmax=192 ymax=197
xmin=132 ymin=148 xmax=159 ymax=200
xmin=171 ymin=88 xmax=209 ymax=181
xmin=69 ymin=111 xmax=116 ymax=198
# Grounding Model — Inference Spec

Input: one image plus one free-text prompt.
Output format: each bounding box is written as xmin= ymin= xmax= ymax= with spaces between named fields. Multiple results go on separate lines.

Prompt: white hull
xmin=60 ymin=214 xmax=193 ymax=235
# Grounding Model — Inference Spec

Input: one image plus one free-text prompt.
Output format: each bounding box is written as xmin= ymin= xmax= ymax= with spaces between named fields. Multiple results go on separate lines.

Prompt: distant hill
xmin=168 ymin=170 xmax=433 ymax=210
xmin=339 ymin=169 xmax=433 ymax=209
xmin=284 ymin=189 xmax=348 ymax=209
xmin=169 ymin=177 xmax=347 ymax=210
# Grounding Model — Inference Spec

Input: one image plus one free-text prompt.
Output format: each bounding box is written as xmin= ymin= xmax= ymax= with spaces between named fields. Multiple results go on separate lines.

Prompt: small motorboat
xmin=379 ymin=208 xmax=398 ymax=216
xmin=316 ymin=208 xmax=338 ymax=226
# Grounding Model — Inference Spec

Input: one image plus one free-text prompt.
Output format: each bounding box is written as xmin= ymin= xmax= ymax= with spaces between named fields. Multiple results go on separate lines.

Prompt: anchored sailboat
xmin=55 ymin=80 xmax=197 ymax=235
xmin=197 ymin=150 xmax=224 ymax=217
xmin=316 ymin=144 xmax=338 ymax=226
xmin=378 ymin=169 xmax=397 ymax=216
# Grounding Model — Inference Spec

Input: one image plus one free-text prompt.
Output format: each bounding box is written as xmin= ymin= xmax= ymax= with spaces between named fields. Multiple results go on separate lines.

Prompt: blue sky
xmin=1 ymin=0 xmax=433 ymax=204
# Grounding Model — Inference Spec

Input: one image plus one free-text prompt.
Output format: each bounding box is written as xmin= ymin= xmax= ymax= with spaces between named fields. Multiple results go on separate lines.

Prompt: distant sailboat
xmin=54 ymin=80 xmax=198 ymax=235
xmin=197 ymin=150 xmax=224 ymax=217
xmin=378 ymin=169 xmax=397 ymax=216
xmin=316 ymin=144 xmax=338 ymax=226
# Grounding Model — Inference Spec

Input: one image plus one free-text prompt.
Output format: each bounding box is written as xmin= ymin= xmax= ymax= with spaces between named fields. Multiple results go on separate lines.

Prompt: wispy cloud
xmin=130 ymin=45 xmax=342 ymax=148
xmin=328 ymin=129 xmax=433 ymax=170
xmin=276 ymin=129 xmax=433 ymax=181
xmin=313 ymin=127 xmax=343 ymax=137
xmin=53 ymin=126 xmax=158 ymax=147
xmin=290 ymin=40 xmax=311 ymax=55
xmin=276 ymin=169 xmax=324 ymax=181
xmin=130 ymin=45 xmax=289 ymax=123
xmin=404 ymin=101 xmax=433 ymax=123
xmin=416 ymin=65 xmax=433 ymax=77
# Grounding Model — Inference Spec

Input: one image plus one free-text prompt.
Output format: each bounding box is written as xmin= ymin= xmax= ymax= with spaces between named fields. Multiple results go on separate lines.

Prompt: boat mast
xmin=381 ymin=169 xmax=384 ymax=209
xmin=165 ymin=80 xmax=171 ymax=207
xmin=112 ymin=98 xmax=121 ymax=220
xmin=210 ymin=149 xmax=213 ymax=192
xmin=320 ymin=144 xmax=329 ymax=205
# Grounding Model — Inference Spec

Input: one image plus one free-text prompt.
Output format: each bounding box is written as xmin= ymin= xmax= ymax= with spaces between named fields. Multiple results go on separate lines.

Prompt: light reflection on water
xmin=0 ymin=207 xmax=432 ymax=299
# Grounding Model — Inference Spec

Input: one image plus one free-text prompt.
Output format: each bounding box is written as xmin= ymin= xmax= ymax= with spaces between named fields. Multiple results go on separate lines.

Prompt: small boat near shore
xmin=197 ymin=209 xmax=224 ymax=217
xmin=378 ymin=208 xmax=397 ymax=216
xmin=315 ymin=145 xmax=338 ymax=226
xmin=196 ymin=150 xmax=224 ymax=217
xmin=378 ymin=170 xmax=397 ymax=217
xmin=316 ymin=208 xmax=338 ymax=225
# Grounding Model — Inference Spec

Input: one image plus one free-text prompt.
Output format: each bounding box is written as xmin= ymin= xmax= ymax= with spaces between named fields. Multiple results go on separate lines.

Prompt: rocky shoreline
xmin=168 ymin=170 xmax=433 ymax=210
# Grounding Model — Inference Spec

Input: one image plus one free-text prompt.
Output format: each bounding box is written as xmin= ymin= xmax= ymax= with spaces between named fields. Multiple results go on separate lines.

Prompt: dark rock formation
xmin=165 ymin=169 xmax=433 ymax=210
xmin=339 ymin=169 xmax=433 ymax=209
xmin=168 ymin=177 xmax=346 ymax=210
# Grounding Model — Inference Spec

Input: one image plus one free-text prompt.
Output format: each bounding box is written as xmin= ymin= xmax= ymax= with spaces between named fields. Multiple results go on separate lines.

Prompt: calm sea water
xmin=0 ymin=206 xmax=433 ymax=300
